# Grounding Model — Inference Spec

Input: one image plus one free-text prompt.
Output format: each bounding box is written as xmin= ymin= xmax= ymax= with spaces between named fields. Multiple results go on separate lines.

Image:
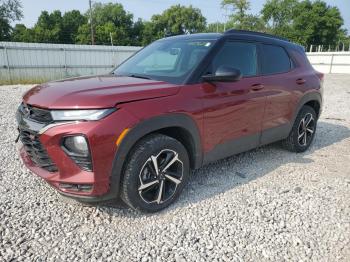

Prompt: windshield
xmin=113 ymin=39 xmax=215 ymax=84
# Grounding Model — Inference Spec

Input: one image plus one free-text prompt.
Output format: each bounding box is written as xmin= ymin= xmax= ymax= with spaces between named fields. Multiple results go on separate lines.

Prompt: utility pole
xmin=110 ymin=32 xmax=113 ymax=46
xmin=89 ymin=0 xmax=95 ymax=45
xmin=223 ymin=6 xmax=229 ymax=32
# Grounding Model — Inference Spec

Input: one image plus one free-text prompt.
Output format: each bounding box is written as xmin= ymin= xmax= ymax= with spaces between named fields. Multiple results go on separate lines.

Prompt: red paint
xmin=18 ymin=36 xmax=323 ymax=199
xmin=23 ymin=75 xmax=180 ymax=109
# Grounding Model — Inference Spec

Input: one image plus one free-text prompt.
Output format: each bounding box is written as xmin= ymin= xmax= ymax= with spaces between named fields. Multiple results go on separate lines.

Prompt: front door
xmin=201 ymin=41 xmax=267 ymax=163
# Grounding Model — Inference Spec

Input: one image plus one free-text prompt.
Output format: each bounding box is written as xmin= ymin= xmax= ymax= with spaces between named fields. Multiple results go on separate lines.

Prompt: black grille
xmin=20 ymin=103 xmax=52 ymax=123
xmin=19 ymin=130 xmax=58 ymax=172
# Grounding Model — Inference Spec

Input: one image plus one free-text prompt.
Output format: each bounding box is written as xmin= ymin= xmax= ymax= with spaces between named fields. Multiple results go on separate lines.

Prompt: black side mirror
xmin=202 ymin=65 xmax=242 ymax=82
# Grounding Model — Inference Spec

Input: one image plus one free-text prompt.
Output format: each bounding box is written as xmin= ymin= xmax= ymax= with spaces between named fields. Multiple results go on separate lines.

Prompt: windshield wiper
xmin=128 ymin=74 xmax=152 ymax=80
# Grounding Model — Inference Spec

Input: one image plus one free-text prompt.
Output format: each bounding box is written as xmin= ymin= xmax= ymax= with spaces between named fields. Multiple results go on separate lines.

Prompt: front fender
xmin=108 ymin=113 xmax=203 ymax=199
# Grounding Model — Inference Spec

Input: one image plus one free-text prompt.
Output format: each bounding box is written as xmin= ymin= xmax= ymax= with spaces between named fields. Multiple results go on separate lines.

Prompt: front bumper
xmin=17 ymin=106 xmax=139 ymax=201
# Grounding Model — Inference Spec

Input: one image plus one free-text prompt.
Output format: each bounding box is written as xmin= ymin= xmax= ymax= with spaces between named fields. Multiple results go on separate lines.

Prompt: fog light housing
xmin=62 ymin=135 xmax=93 ymax=171
xmin=63 ymin=136 xmax=89 ymax=156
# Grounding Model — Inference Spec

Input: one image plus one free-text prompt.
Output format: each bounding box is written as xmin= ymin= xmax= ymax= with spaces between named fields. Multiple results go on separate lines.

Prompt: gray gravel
xmin=1 ymin=74 xmax=350 ymax=261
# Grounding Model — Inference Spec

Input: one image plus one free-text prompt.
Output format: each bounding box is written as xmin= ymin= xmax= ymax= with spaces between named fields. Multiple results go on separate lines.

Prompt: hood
xmin=23 ymin=75 xmax=181 ymax=109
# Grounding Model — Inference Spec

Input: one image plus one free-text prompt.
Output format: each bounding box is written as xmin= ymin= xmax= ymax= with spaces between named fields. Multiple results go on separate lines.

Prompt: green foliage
xmin=262 ymin=0 xmax=345 ymax=46
xmin=75 ymin=2 xmax=135 ymax=45
xmin=292 ymin=0 xmax=344 ymax=46
xmin=75 ymin=24 xmax=91 ymax=45
xmin=32 ymin=10 xmax=63 ymax=43
xmin=261 ymin=0 xmax=298 ymax=31
xmin=62 ymin=10 xmax=87 ymax=44
xmin=11 ymin=23 xmax=32 ymax=42
xmin=222 ymin=0 xmax=250 ymax=27
xmin=0 ymin=0 xmax=23 ymax=40
xmin=5 ymin=0 xmax=348 ymax=47
xmin=148 ymin=5 xmax=206 ymax=40
xmin=221 ymin=0 xmax=265 ymax=31
xmin=206 ymin=22 xmax=226 ymax=33
xmin=13 ymin=9 xmax=86 ymax=44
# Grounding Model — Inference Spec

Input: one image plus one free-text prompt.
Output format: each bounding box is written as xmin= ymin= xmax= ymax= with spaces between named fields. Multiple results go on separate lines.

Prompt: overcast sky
xmin=16 ymin=0 xmax=350 ymax=32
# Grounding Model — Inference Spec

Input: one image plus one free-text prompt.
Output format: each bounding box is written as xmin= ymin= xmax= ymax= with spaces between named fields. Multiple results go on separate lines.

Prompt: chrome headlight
xmin=51 ymin=108 xmax=116 ymax=121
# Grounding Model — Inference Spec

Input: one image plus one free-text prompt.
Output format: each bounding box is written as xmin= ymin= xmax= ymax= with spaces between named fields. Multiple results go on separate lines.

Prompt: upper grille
xmin=19 ymin=103 xmax=52 ymax=123
xmin=19 ymin=129 xmax=58 ymax=172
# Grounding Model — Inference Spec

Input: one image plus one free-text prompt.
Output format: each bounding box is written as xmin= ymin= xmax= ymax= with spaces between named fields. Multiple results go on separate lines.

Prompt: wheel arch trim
xmin=293 ymin=92 xmax=322 ymax=124
xmin=109 ymin=113 xmax=203 ymax=199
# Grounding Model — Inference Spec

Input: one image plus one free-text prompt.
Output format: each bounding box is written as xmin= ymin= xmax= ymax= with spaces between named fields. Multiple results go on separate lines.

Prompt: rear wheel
xmin=120 ymin=134 xmax=190 ymax=212
xmin=283 ymin=105 xmax=317 ymax=152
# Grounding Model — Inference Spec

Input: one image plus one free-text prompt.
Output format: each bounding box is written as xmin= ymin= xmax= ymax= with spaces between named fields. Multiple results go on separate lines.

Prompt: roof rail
xmin=224 ymin=29 xmax=290 ymax=42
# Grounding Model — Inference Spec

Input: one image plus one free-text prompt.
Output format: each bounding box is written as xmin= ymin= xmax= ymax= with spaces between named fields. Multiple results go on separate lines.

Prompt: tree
xmin=222 ymin=0 xmax=250 ymax=28
xmin=76 ymin=2 xmax=134 ymax=45
xmin=239 ymin=14 xmax=266 ymax=31
xmin=261 ymin=0 xmax=345 ymax=46
xmin=222 ymin=0 xmax=265 ymax=31
xmin=131 ymin=18 xmax=145 ymax=46
xmin=292 ymin=0 xmax=344 ymax=46
xmin=0 ymin=0 xmax=23 ymax=40
xmin=149 ymin=5 xmax=206 ymax=38
xmin=11 ymin=23 xmax=32 ymax=42
xmin=206 ymin=22 xmax=226 ymax=33
xmin=261 ymin=0 xmax=298 ymax=32
xmin=62 ymin=10 xmax=87 ymax=44
xmin=32 ymin=10 xmax=63 ymax=43
xmin=139 ymin=21 xmax=157 ymax=45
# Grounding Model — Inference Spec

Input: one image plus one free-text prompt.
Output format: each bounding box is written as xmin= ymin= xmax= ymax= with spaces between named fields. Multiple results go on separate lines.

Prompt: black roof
xmin=224 ymin=29 xmax=289 ymax=42
xmin=160 ymin=30 xmax=300 ymax=50
xmin=160 ymin=33 xmax=222 ymax=41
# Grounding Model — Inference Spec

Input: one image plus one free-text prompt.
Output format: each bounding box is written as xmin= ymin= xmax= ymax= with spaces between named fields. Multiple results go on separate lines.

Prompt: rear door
xmin=201 ymin=40 xmax=267 ymax=163
xmin=259 ymin=43 xmax=298 ymax=144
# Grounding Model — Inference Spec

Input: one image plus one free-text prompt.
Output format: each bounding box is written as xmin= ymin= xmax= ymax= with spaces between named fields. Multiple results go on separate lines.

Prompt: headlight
xmin=51 ymin=108 xmax=115 ymax=121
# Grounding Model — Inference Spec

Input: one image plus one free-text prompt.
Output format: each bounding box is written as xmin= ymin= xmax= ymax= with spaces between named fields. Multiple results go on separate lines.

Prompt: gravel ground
xmin=1 ymin=74 xmax=350 ymax=262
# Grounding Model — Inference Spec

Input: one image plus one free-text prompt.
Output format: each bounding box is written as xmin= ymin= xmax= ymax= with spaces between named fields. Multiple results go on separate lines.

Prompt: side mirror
xmin=202 ymin=66 xmax=242 ymax=82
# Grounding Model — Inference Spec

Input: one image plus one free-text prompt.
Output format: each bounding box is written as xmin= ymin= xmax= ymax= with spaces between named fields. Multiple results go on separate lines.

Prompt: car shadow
xmin=102 ymin=120 xmax=350 ymax=216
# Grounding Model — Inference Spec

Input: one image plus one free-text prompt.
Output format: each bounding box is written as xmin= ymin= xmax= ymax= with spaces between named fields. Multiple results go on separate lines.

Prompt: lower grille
xmin=69 ymin=155 xmax=93 ymax=172
xmin=19 ymin=129 xmax=58 ymax=172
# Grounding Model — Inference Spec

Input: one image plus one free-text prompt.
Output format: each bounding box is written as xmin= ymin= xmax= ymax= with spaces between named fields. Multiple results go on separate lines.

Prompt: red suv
xmin=17 ymin=30 xmax=323 ymax=212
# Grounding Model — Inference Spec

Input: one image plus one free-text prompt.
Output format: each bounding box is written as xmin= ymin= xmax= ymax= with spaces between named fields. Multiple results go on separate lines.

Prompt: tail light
xmin=316 ymin=71 xmax=324 ymax=81
xmin=315 ymin=71 xmax=324 ymax=89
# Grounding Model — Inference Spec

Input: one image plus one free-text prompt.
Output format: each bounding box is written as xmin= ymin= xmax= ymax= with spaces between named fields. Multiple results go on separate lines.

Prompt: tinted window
xmin=261 ymin=44 xmax=291 ymax=75
xmin=211 ymin=41 xmax=257 ymax=77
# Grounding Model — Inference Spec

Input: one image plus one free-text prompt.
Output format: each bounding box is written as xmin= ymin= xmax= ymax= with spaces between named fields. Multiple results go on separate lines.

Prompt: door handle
xmin=251 ymin=84 xmax=264 ymax=91
xmin=296 ymin=78 xmax=306 ymax=85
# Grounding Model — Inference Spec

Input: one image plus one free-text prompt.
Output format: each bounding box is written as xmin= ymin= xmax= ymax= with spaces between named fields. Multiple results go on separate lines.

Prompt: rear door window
xmin=261 ymin=44 xmax=291 ymax=75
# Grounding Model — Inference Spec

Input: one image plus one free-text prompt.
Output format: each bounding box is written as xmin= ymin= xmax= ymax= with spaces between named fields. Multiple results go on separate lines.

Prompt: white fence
xmin=0 ymin=42 xmax=141 ymax=84
xmin=307 ymin=52 xmax=350 ymax=74
xmin=1 ymin=42 xmax=350 ymax=84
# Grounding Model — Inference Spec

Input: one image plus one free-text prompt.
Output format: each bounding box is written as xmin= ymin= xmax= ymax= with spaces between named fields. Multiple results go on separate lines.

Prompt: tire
xmin=283 ymin=105 xmax=317 ymax=153
xmin=120 ymin=134 xmax=190 ymax=213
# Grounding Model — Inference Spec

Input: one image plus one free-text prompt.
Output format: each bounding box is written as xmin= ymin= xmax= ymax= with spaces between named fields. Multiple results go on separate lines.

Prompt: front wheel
xmin=283 ymin=105 xmax=317 ymax=153
xmin=120 ymin=134 xmax=190 ymax=212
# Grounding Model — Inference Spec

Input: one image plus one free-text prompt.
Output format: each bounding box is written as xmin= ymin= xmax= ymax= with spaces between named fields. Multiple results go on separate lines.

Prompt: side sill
xmin=203 ymin=133 xmax=259 ymax=165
